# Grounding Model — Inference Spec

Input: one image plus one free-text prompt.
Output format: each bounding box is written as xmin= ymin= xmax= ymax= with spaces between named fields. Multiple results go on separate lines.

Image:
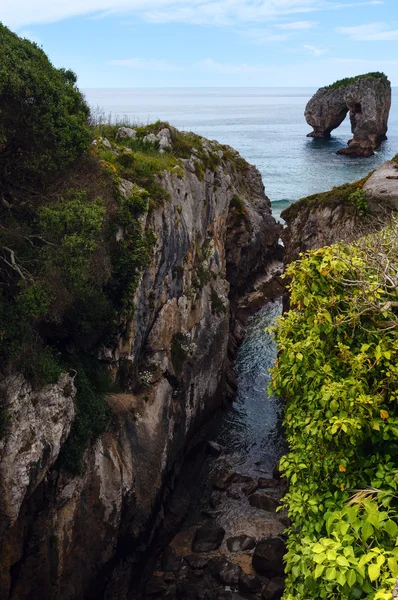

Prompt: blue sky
xmin=2 ymin=0 xmax=398 ymax=87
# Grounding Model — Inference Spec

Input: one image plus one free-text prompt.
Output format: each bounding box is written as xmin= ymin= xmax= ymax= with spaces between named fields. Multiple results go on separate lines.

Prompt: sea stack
xmin=305 ymin=72 xmax=391 ymax=157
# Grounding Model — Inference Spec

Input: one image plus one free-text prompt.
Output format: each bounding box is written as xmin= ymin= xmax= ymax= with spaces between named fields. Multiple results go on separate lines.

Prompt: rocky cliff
xmin=305 ymin=73 xmax=391 ymax=157
xmin=281 ymin=157 xmax=398 ymax=263
xmin=0 ymin=127 xmax=282 ymax=600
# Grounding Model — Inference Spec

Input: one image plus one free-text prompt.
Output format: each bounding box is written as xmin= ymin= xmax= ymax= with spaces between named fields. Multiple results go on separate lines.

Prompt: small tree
xmin=0 ymin=23 xmax=90 ymax=204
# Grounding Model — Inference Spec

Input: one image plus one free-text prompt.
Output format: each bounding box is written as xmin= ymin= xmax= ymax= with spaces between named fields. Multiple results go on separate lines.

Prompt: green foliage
xmin=171 ymin=333 xmax=190 ymax=376
xmin=349 ymin=189 xmax=370 ymax=216
xmin=0 ymin=24 xmax=90 ymax=193
xmin=272 ymin=229 xmax=398 ymax=600
xmin=324 ymin=72 xmax=387 ymax=91
xmin=230 ymin=195 xmax=247 ymax=224
xmin=39 ymin=190 xmax=106 ymax=289
xmin=58 ymin=358 xmax=112 ymax=474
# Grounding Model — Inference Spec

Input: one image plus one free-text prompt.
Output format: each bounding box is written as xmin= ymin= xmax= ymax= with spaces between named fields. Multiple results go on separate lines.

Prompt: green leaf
xmin=314 ymin=564 xmax=325 ymax=579
xmin=368 ymin=563 xmax=381 ymax=582
xmin=384 ymin=520 xmax=398 ymax=537
xmin=346 ymin=569 xmax=357 ymax=587
xmin=361 ymin=522 xmax=374 ymax=541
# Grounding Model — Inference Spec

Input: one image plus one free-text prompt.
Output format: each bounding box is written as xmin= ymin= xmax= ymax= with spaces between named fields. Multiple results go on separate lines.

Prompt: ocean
xmin=84 ymin=87 xmax=398 ymax=220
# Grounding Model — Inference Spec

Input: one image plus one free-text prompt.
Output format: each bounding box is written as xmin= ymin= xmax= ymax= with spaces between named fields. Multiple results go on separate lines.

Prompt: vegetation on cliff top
xmin=272 ymin=224 xmax=398 ymax=599
xmin=324 ymin=72 xmax=388 ymax=91
xmin=281 ymin=175 xmax=372 ymax=222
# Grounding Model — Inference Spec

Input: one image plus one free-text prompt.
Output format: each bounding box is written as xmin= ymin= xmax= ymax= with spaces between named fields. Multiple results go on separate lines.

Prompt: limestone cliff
xmin=281 ymin=158 xmax=398 ymax=263
xmin=0 ymin=129 xmax=282 ymax=600
xmin=305 ymin=73 xmax=391 ymax=157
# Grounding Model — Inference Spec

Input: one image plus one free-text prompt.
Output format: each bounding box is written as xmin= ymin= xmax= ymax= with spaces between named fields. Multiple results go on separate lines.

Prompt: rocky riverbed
xmin=144 ymin=301 xmax=287 ymax=600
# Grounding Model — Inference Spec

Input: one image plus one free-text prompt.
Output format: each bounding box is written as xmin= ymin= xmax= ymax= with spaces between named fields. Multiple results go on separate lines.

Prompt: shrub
xmin=272 ymin=224 xmax=398 ymax=600
xmin=0 ymin=24 xmax=90 ymax=196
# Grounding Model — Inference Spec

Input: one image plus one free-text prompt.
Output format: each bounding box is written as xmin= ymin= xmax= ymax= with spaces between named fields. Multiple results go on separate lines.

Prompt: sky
xmin=2 ymin=0 xmax=398 ymax=87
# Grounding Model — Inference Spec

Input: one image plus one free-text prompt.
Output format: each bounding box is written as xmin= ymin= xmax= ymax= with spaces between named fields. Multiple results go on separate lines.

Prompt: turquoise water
xmin=84 ymin=87 xmax=398 ymax=219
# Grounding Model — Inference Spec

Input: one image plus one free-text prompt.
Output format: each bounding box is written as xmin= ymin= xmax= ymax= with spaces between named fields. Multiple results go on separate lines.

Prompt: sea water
xmin=84 ymin=87 xmax=398 ymax=220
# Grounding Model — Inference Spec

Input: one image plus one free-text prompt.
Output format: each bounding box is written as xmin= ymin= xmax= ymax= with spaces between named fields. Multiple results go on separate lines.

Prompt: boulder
xmin=252 ymin=539 xmax=286 ymax=577
xmin=242 ymin=480 xmax=258 ymax=496
xmin=117 ymin=127 xmax=137 ymax=139
xmin=145 ymin=575 xmax=168 ymax=596
xmin=207 ymin=441 xmax=226 ymax=457
xmin=249 ymin=492 xmax=279 ymax=512
xmin=161 ymin=546 xmax=182 ymax=573
xmin=143 ymin=133 xmax=158 ymax=145
xmin=305 ymin=73 xmax=391 ymax=156
xmin=210 ymin=491 xmax=223 ymax=508
xmin=192 ymin=523 xmax=225 ymax=552
xmin=185 ymin=555 xmax=209 ymax=570
xmin=238 ymin=572 xmax=262 ymax=594
xmin=208 ymin=557 xmax=241 ymax=585
xmin=227 ymin=535 xmax=256 ymax=552
xmin=258 ymin=478 xmax=279 ymax=489
xmin=262 ymin=577 xmax=285 ymax=600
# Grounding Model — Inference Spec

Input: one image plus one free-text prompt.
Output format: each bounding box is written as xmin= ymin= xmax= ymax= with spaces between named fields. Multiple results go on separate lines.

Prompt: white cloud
xmin=239 ymin=28 xmax=291 ymax=44
xmin=337 ymin=22 xmax=398 ymax=41
xmin=1 ymin=0 xmax=385 ymax=29
xmin=107 ymin=58 xmax=183 ymax=71
xmin=276 ymin=20 xmax=318 ymax=30
xmin=304 ymin=44 xmax=326 ymax=55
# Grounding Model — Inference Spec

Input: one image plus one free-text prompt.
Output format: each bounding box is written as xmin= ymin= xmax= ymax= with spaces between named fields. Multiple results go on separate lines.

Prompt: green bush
xmin=0 ymin=24 xmax=90 ymax=194
xmin=272 ymin=227 xmax=398 ymax=600
xmin=57 ymin=357 xmax=112 ymax=474
xmin=324 ymin=72 xmax=387 ymax=91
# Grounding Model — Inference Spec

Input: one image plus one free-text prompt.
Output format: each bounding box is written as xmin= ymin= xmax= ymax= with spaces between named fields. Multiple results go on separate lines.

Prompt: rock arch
xmin=305 ymin=73 xmax=391 ymax=157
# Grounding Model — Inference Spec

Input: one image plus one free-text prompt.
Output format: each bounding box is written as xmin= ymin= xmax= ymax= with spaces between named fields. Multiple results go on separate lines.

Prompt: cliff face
xmin=0 ymin=132 xmax=281 ymax=600
xmin=281 ymin=159 xmax=398 ymax=263
xmin=305 ymin=74 xmax=391 ymax=157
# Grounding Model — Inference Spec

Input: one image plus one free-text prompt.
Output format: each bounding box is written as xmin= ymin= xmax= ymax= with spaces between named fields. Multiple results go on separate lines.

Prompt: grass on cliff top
xmin=91 ymin=115 xmax=250 ymax=180
xmin=281 ymin=174 xmax=372 ymax=221
xmin=323 ymin=71 xmax=387 ymax=90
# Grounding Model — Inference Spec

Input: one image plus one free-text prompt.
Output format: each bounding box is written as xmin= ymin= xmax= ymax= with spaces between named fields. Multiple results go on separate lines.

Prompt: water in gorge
xmin=84 ymin=87 xmax=398 ymax=220
xmin=156 ymin=300 xmax=287 ymax=597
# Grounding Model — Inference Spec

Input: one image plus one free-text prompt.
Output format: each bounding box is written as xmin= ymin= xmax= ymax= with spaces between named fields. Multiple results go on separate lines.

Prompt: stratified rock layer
xmin=305 ymin=74 xmax=391 ymax=157
xmin=0 ymin=132 xmax=282 ymax=600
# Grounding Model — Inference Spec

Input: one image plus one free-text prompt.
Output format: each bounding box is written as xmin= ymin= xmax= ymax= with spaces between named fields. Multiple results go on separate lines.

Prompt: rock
xmin=201 ymin=508 xmax=222 ymax=519
xmin=249 ymin=492 xmax=279 ymax=512
xmin=158 ymin=128 xmax=172 ymax=152
xmin=192 ymin=523 xmax=225 ymax=552
xmin=161 ymin=546 xmax=182 ymax=573
xmin=207 ymin=441 xmax=226 ymax=457
xmin=117 ymin=126 xmax=137 ymax=139
xmin=258 ymin=478 xmax=279 ymax=489
xmin=212 ymin=469 xmax=234 ymax=490
xmin=262 ymin=577 xmax=285 ymax=600
xmin=176 ymin=580 xmax=212 ymax=599
xmin=252 ymin=539 xmax=286 ymax=577
xmin=185 ymin=555 xmax=209 ymax=570
xmin=238 ymin=572 xmax=262 ymax=594
xmin=210 ymin=491 xmax=223 ymax=508
xmin=242 ymin=480 xmax=258 ymax=496
xmin=230 ymin=472 xmax=253 ymax=484
xmin=208 ymin=557 xmax=241 ymax=585
xmin=143 ymin=132 xmax=158 ymax=145
xmin=145 ymin=575 xmax=168 ymax=596
xmin=305 ymin=73 xmax=391 ymax=157
xmin=0 ymin=374 xmax=75 ymax=542
xmin=0 ymin=128 xmax=283 ymax=599
xmin=227 ymin=535 xmax=256 ymax=552
xmin=101 ymin=137 xmax=112 ymax=149
xmin=363 ymin=160 xmax=398 ymax=210
xmin=227 ymin=489 xmax=241 ymax=500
